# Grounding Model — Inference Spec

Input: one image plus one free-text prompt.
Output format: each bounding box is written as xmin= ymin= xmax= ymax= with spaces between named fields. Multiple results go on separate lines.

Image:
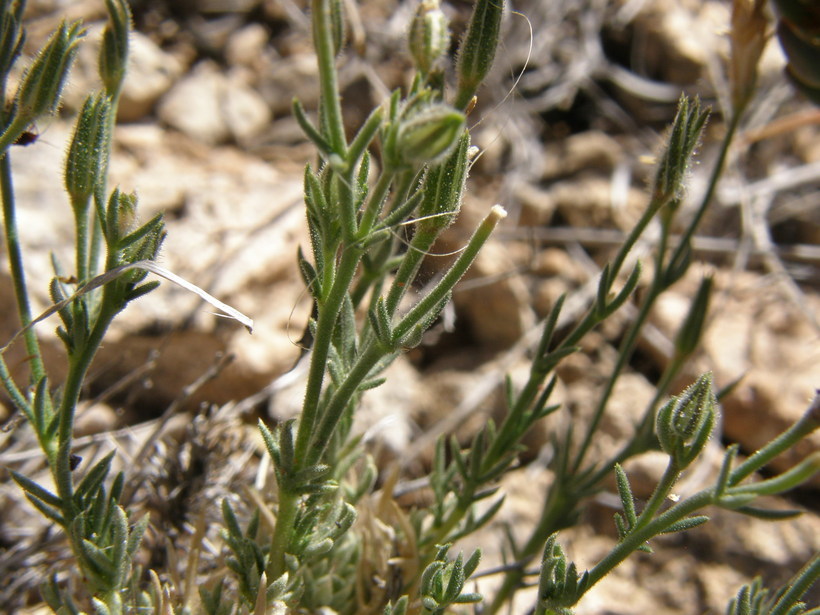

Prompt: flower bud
xmin=395 ymin=103 xmax=465 ymax=167
xmin=454 ymin=0 xmax=504 ymax=110
xmin=652 ymin=95 xmax=709 ymax=207
xmin=416 ymin=131 xmax=470 ymax=235
xmin=656 ymin=373 xmax=717 ymax=469
xmin=15 ymin=20 xmax=84 ymax=122
xmin=409 ymin=0 xmax=451 ymax=76
xmin=106 ymin=188 xmax=138 ymax=244
xmin=330 ymin=0 xmax=346 ymax=56
xmin=99 ymin=0 xmax=131 ymax=96
xmin=729 ymin=0 xmax=768 ymax=112
xmin=0 ymin=0 xmax=25 ymax=79
xmin=65 ymin=93 xmax=111 ymax=212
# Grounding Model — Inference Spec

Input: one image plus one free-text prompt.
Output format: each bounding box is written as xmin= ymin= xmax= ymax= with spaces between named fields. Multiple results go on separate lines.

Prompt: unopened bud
xmin=15 ymin=21 xmax=84 ymax=121
xmin=0 ymin=1 xmax=25 ymax=78
xmin=416 ymin=132 xmax=470 ymax=235
xmin=652 ymin=95 xmax=709 ymax=207
xmin=396 ymin=103 xmax=465 ymax=166
xmin=106 ymin=188 xmax=138 ymax=243
xmin=656 ymin=373 xmax=717 ymax=469
xmin=409 ymin=0 xmax=451 ymax=76
xmin=329 ymin=0 xmax=347 ymax=56
xmin=454 ymin=0 xmax=504 ymax=110
xmin=729 ymin=0 xmax=768 ymax=112
xmin=65 ymin=93 xmax=111 ymax=211
xmin=99 ymin=0 xmax=131 ymax=96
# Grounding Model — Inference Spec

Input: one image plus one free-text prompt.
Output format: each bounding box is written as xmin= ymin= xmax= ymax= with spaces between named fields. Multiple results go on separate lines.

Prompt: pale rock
xmin=646 ymin=266 xmax=820 ymax=484
xmin=158 ymin=61 xmax=271 ymax=145
xmin=226 ymin=23 xmax=270 ymax=68
xmin=541 ymin=131 xmax=624 ymax=179
xmin=74 ymin=403 xmax=118 ymax=436
xmin=632 ymin=0 xmax=727 ymax=85
xmin=222 ymin=71 xmax=273 ymax=144
xmin=158 ymin=61 xmax=230 ymax=144
xmin=454 ymin=240 xmax=536 ymax=349
xmin=118 ymin=31 xmax=185 ymax=122
xmin=515 ymin=180 xmax=555 ymax=227
xmin=697 ymin=563 xmax=754 ymax=614
xmin=534 ymin=276 xmax=571 ymax=319
xmin=258 ymin=53 xmax=320 ymax=115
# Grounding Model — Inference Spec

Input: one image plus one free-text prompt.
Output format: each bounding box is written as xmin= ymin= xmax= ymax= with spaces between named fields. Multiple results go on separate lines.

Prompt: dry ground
xmin=0 ymin=0 xmax=818 ymax=613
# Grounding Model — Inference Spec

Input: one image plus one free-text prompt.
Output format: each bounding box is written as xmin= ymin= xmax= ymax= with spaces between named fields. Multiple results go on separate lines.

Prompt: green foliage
xmin=1 ymin=0 xmax=818 ymax=614
xmin=0 ymin=1 xmax=163 ymax=612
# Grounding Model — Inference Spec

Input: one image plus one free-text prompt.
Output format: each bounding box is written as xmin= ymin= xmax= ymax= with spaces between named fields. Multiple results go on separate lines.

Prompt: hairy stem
xmin=0 ymin=152 xmax=45 ymax=384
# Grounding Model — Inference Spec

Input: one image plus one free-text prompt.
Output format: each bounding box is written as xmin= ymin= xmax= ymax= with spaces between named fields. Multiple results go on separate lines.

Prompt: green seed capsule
xmin=656 ymin=373 xmax=716 ymax=469
xmin=396 ymin=103 xmax=465 ymax=166
xmin=409 ymin=0 xmax=451 ymax=76
xmin=454 ymin=0 xmax=505 ymax=110
xmin=15 ymin=20 xmax=84 ymax=122
xmin=99 ymin=0 xmax=132 ymax=96
xmin=65 ymin=93 xmax=111 ymax=211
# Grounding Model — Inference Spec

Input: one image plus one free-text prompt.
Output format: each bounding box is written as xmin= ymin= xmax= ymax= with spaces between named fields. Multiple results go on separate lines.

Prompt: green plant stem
xmin=308 ymin=340 xmax=383 ymax=465
xmin=729 ymin=402 xmax=820 ymax=485
xmin=358 ymin=170 xmax=395 ymax=238
xmin=0 ymin=152 xmax=46 ymax=384
xmin=294 ymin=245 xmax=362 ymax=465
xmin=89 ymin=86 xmax=124 ymax=281
xmin=0 ymin=353 xmax=31 ymax=418
xmin=584 ymin=489 xmax=712 ymax=591
xmin=314 ymin=205 xmax=506 ymax=465
xmin=267 ymin=487 xmax=301 ymax=580
xmin=492 ymin=107 xmax=757 ymax=614
xmin=491 ymin=190 xmax=671 ymax=467
xmin=584 ymin=456 xmax=820 ymax=608
xmin=487 ymin=488 xmax=576 ymax=614
xmin=671 ymin=109 xmax=741 ymax=270
xmin=392 ymin=205 xmax=505 ymax=342
xmin=384 ymin=229 xmax=437 ymax=315
xmin=488 ymin=203 xmax=673 ymax=614
xmin=608 ymin=195 xmax=670 ymax=287
xmin=585 ymin=352 xmax=688 ymax=489
xmin=571 ymin=222 xmax=671 ymax=475
xmin=426 ymin=485 xmax=477 ymax=548
xmin=636 ymin=460 xmax=680 ymax=524
xmin=312 ymin=0 xmax=347 ymax=156
xmin=350 ymin=238 xmax=395 ymax=308
xmin=74 ymin=206 xmax=89 ymax=282
xmin=54 ymin=297 xmax=116 ymax=516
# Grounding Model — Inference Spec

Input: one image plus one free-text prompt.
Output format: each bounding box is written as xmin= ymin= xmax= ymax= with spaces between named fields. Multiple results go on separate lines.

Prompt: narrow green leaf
xmin=603 ymin=262 xmax=642 ymax=317
xmin=127 ymin=513 xmax=149 ymax=559
xmin=78 ymin=538 xmax=115 ymax=588
xmin=347 ymin=105 xmax=382 ymax=167
xmin=279 ymin=419 xmax=296 ymax=474
xmin=11 ymin=470 xmax=62 ymax=508
xmin=733 ymin=506 xmax=803 ymax=521
xmin=75 ymin=451 xmax=115 ymax=502
xmin=24 ymin=493 xmax=65 ymax=525
xmin=222 ymin=498 xmax=242 ymax=538
xmin=660 ymin=515 xmax=709 ymax=534
xmin=293 ymin=98 xmax=332 ymax=157
xmin=258 ymin=420 xmax=280 ymax=466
